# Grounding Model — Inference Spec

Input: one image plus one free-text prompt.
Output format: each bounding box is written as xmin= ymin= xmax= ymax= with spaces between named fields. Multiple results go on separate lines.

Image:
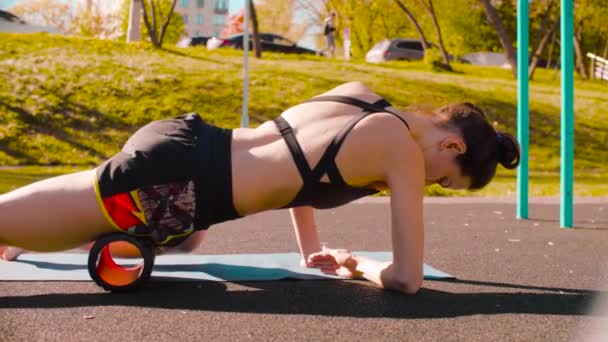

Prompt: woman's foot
xmin=0 ymin=246 xmax=25 ymax=261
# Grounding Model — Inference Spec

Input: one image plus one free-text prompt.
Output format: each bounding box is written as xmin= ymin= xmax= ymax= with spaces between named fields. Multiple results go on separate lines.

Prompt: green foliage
xmin=0 ymin=33 xmax=606 ymax=198
xmin=119 ymin=0 xmax=185 ymax=45
xmin=327 ymin=0 xmax=412 ymax=58
xmin=423 ymin=46 xmax=447 ymax=71
xmin=433 ymin=0 xmax=501 ymax=55
xmin=575 ymin=0 xmax=608 ymax=57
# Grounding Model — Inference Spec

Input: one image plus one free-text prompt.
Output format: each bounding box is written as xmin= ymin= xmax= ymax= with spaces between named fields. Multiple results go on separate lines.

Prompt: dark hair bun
xmin=496 ymin=132 xmax=520 ymax=169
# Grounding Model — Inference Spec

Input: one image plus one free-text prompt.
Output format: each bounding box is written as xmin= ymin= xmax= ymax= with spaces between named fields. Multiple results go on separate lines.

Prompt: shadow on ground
xmin=0 ymin=278 xmax=600 ymax=319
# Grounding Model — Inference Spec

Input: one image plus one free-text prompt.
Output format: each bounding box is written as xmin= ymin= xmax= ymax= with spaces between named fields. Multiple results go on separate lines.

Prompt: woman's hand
xmin=0 ymin=246 xmax=25 ymax=261
xmin=306 ymin=246 xmax=360 ymax=279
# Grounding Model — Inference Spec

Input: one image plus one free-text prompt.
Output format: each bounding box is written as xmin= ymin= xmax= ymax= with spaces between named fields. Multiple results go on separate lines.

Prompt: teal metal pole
xmin=516 ymin=0 xmax=529 ymax=219
xmin=560 ymin=0 xmax=574 ymax=228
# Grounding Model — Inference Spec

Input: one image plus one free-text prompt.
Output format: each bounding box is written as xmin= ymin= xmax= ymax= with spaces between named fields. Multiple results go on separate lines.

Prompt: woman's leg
xmin=0 ymin=169 xmax=116 ymax=257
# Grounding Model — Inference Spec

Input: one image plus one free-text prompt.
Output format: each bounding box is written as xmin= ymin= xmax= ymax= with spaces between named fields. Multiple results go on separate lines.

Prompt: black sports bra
xmin=273 ymin=95 xmax=410 ymax=209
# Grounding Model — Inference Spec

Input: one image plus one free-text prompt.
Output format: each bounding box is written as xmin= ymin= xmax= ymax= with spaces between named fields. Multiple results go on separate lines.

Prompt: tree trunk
xmin=158 ymin=0 xmax=177 ymax=46
xmin=529 ymin=16 xmax=560 ymax=80
xmin=529 ymin=0 xmax=555 ymax=61
xmin=546 ymin=28 xmax=557 ymax=70
xmin=249 ymin=0 xmax=262 ymax=58
xmin=478 ymin=0 xmax=517 ymax=77
xmin=140 ymin=0 xmax=177 ymax=48
xmin=418 ymin=0 xmax=450 ymax=69
xmin=141 ymin=0 xmax=159 ymax=47
xmin=127 ymin=0 xmax=142 ymax=43
xmin=393 ymin=0 xmax=430 ymax=50
xmin=573 ymin=25 xmax=588 ymax=79
xmin=603 ymin=38 xmax=608 ymax=59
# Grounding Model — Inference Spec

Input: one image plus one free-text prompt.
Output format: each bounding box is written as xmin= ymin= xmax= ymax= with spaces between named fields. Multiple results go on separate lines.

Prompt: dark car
xmin=219 ymin=33 xmax=317 ymax=55
xmin=176 ymin=36 xmax=212 ymax=48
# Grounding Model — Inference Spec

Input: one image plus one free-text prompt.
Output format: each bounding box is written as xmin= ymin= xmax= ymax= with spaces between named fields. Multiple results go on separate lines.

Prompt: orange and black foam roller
xmin=87 ymin=233 xmax=156 ymax=292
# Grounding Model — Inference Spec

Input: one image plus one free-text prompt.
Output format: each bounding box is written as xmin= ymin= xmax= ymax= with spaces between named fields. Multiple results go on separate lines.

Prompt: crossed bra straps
xmin=273 ymin=95 xmax=410 ymax=209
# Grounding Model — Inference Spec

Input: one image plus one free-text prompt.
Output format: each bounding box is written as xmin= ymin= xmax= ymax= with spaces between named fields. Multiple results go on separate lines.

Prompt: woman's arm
xmin=308 ymin=119 xmax=425 ymax=294
xmin=379 ymin=140 xmax=425 ymax=294
xmin=290 ymin=206 xmax=322 ymax=263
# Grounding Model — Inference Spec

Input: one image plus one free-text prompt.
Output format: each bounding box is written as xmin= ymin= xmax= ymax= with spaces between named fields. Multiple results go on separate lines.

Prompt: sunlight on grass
xmin=1 ymin=166 xmax=605 ymax=197
xmin=1 ymin=33 xmax=607 ymax=197
xmin=0 ymin=166 xmax=87 ymax=193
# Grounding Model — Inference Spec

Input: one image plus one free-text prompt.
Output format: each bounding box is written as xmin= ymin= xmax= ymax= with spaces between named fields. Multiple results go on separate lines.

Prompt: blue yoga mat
xmin=0 ymin=252 xmax=453 ymax=281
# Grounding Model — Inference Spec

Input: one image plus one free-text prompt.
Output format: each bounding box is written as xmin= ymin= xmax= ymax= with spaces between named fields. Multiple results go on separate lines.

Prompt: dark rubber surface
xmin=1 ymin=198 xmax=607 ymax=341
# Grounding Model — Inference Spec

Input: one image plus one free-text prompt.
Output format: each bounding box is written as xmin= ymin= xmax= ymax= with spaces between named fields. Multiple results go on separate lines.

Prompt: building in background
xmin=175 ymin=0 xmax=229 ymax=38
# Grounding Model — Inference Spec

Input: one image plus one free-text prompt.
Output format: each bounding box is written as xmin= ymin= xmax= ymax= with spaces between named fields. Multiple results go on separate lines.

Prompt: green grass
xmin=0 ymin=166 xmax=85 ymax=194
xmin=2 ymin=166 xmax=606 ymax=197
xmin=0 ymin=33 xmax=607 ymax=196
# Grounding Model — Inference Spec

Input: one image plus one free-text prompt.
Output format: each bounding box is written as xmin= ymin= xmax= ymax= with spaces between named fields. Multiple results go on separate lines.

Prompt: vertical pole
xmin=241 ymin=2 xmax=250 ymax=128
xmin=560 ymin=0 xmax=574 ymax=228
xmin=516 ymin=0 xmax=529 ymax=219
xmin=127 ymin=0 xmax=142 ymax=43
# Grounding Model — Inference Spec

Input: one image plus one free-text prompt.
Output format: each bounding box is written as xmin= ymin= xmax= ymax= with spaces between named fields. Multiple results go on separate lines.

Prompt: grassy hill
xmin=0 ymin=33 xmax=606 ymax=196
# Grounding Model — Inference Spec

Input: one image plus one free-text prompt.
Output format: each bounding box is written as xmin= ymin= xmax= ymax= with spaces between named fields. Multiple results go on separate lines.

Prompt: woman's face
xmin=423 ymin=136 xmax=471 ymax=190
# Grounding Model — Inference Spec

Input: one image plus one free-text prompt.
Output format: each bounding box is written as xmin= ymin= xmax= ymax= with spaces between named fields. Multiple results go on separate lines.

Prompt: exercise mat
xmin=0 ymin=252 xmax=453 ymax=281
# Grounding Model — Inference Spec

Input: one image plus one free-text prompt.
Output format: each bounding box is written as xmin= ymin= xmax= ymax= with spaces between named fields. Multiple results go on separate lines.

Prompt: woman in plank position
xmin=0 ymin=82 xmax=519 ymax=294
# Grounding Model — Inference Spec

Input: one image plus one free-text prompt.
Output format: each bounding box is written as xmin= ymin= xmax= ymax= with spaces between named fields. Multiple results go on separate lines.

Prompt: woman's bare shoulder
xmin=318 ymin=81 xmax=380 ymax=102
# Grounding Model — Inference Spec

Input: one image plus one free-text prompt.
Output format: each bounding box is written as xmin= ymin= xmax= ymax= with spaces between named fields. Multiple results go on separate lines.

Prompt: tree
xmin=249 ymin=0 xmax=262 ymax=58
xmin=570 ymin=0 xmax=608 ymax=79
xmin=120 ymin=0 xmax=184 ymax=47
xmin=70 ymin=1 xmax=122 ymax=38
xmin=417 ymin=0 xmax=451 ymax=70
xmin=478 ymin=0 xmax=517 ymax=76
xmin=10 ymin=0 xmax=71 ymax=33
xmin=324 ymin=0 xmax=411 ymax=58
xmin=528 ymin=16 xmax=559 ymax=80
xmin=141 ymin=0 xmax=179 ymax=48
xmin=12 ymin=0 xmax=124 ymax=39
xmin=257 ymin=0 xmax=310 ymax=43
xmin=573 ymin=25 xmax=589 ymax=79
xmin=393 ymin=0 xmax=430 ymax=50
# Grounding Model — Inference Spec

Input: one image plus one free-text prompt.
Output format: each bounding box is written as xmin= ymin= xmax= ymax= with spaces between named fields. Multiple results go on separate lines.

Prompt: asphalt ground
xmin=1 ymin=197 xmax=607 ymax=342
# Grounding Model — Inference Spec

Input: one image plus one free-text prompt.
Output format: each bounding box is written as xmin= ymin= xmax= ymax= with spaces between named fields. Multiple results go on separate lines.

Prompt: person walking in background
xmin=320 ymin=11 xmax=337 ymax=58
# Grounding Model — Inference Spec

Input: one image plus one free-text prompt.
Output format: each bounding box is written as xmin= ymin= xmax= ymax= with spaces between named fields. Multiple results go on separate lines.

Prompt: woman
xmin=0 ymin=82 xmax=519 ymax=294
xmin=319 ymin=11 xmax=337 ymax=58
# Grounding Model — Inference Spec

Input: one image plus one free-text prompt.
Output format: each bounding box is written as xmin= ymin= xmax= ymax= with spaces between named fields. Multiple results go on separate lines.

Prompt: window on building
xmin=214 ymin=0 xmax=228 ymax=11
xmin=181 ymin=0 xmax=189 ymax=7
xmin=213 ymin=14 xmax=226 ymax=26
xmin=197 ymin=14 xmax=204 ymax=25
xmin=183 ymin=14 xmax=189 ymax=24
xmin=197 ymin=0 xmax=204 ymax=8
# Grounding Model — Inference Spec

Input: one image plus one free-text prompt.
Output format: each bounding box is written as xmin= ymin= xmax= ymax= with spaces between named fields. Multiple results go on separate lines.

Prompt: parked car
xmin=366 ymin=38 xmax=465 ymax=64
xmin=366 ymin=38 xmax=428 ymax=63
xmin=176 ymin=36 xmax=212 ymax=48
xmin=219 ymin=33 xmax=317 ymax=55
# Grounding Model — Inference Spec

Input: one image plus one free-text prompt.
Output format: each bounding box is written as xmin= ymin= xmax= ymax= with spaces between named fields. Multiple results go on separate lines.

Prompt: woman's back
xmin=230 ymin=82 xmax=407 ymax=216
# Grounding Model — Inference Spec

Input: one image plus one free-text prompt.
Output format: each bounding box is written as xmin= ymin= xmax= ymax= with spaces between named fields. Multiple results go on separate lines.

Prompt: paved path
xmin=1 ymin=198 xmax=607 ymax=341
